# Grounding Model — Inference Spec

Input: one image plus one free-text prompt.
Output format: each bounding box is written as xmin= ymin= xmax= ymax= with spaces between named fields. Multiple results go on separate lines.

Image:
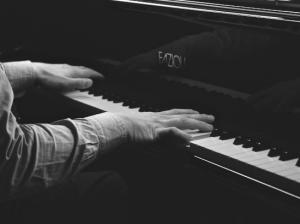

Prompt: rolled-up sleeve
xmin=3 ymin=61 xmax=35 ymax=95
xmin=0 ymin=67 xmax=127 ymax=202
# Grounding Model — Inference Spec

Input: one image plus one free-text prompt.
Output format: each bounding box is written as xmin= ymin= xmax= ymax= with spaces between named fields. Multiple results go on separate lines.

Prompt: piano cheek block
xmin=212 ymin=151 xmax=231 ymax=168
xmin=189 ymin=143 xmax=237 ymax=170
xmin=189 ymin=143 xmax=214 ymax=161
xmin=276 ymin=174 xmax=300 ymax=196
xmin=293 ymin=180 xmax=300 ymax=197
xmin=245 ymin=164 xmax=257 ymax=179
xmin=226 ymin=157 xmax=238 ymax=171
xmin=255 ymin=168 xmax=271 ymax=186
xmin=284 ymin=178 xmax=300 ymax=196
xmin=236 ymin=160 xmax=248 ymax=176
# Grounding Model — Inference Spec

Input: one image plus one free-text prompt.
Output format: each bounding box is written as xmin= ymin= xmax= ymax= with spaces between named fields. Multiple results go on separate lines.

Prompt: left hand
xmin=245 ymin=78 xmax=300 ymax=114
xmin=33 ymin=62 xmax=104 ymax=91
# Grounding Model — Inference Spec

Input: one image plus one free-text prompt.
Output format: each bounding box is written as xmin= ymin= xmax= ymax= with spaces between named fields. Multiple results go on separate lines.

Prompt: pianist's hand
xmin=33 ymin=62 xmax=104 ymax=91
xmin=115 ymin=109 xmax=214 ymax=145
xmin=245 ymin=78 xmax=300 ymax=114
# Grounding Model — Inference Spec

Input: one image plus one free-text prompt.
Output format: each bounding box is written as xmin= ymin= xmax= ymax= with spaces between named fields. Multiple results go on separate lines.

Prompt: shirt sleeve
xmin=0 ymin=68 xmax=127 ymax=202
xmin=2 ymin=61 xmax=35 ymax=95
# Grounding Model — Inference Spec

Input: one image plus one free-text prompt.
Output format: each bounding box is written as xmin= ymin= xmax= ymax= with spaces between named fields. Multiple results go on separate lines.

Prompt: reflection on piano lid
xmin=109 ymin=0 xmax=300 ymax=34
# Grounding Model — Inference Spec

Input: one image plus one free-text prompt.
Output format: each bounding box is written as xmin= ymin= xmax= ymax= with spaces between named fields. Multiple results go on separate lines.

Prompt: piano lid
xmin=110 ymin=0 xmax=300 ymax=34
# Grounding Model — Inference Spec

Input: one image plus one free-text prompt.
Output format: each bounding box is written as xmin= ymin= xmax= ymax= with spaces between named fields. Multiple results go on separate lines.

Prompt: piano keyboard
xmin=189 ymin=134 xmax=300 ymax=198
xmin=62 ymin=90 xmax=140 ymax=113
xmin=59 ymin=60 xmax=300 ymax=199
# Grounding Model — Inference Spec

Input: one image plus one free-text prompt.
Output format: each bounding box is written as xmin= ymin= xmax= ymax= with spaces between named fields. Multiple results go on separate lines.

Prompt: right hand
xmin=115 ymin=109 xmax=214 ymax=145
xmin=245 ymin=78 xmax=300 ymax=114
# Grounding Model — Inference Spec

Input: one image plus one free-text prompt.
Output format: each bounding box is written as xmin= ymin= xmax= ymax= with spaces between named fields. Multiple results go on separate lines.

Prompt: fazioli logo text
xmin=158 ymin=51 xmax=186 ymax=69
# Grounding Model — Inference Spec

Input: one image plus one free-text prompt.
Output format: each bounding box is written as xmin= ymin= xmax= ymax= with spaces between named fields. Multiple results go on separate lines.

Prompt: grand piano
xmin=3 ymin=0 xmax=300 ymax=223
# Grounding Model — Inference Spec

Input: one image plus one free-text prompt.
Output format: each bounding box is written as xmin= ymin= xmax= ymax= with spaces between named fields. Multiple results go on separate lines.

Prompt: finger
xmin=166 ymin=117 xmax=213 ymax=131
xmin=164 ymin=113 xmax=215 ymax=123
xmin=273 ymin=98 xmax=293 ymax=114
xmin=111 ymin=54 xmax=145 ymax=76
xmin=65 ymin=78 xmax=93 ymax=90
xmin=118 ymin=55 xmax=157 ymax=78
xmin=71 ymin=66 xmax=105 ymax=80
xmin=251 ymin=93 xmax=281 ymax=111
xmin=273 ymin=91 xmax=298 ymax=114
xmin=158 ymin=109 xmax=200 ymax=115
xmin=158 ymin=127 xmax=192 ymax=145
xmin=245 ymin=88 xmax=274 ymax=106
xmin=177 ymin=113 xmax=215 ymax=123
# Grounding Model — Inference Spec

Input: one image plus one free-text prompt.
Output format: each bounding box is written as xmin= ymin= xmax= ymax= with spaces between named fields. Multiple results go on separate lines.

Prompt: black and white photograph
xmin=1 ymin=0 xmax=300 ymax=223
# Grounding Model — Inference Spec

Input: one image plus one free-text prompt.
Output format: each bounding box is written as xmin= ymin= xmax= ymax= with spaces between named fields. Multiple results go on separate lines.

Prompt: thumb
xmin=66 ymin=78 xmax=93 ymax=90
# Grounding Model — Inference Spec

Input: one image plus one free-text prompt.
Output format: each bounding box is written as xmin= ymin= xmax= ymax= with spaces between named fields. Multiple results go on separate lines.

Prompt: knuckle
xmin=171 ymin=109 xmax=180 ymax=114
xmin=174 ymin=117 xmax=184 ymax=123
xmin=169 ymin=127 xmax=179 ymax=134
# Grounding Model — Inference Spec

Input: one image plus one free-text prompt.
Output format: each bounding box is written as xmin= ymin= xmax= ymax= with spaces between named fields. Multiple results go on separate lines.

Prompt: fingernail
xmin=207 ymin=124 xmax=213 ymax=130
xmin=85 ymin=79 xmax=92 ymax=88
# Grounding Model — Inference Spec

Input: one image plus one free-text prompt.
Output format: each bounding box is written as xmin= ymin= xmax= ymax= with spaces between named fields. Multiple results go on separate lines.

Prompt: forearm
xmin=0 ymin=113 xmax=127 ymax=202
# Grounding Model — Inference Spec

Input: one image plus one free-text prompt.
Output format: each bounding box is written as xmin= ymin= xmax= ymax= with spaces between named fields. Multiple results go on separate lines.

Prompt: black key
xmin=296 ymin=159 xmax=300 ymax=167
xmin=211 ymin=128 xmax=222 ymax=137
xmin=233 ymin=136 xmax=244 ymax=145
xmin=242 ymin=139 xmax=255 ymax=148
xmin=252 ymin=142 xmax=270 ymax=152
xmin=112 ymin=95 xmax=125 ymax=103
xmin=121 ymin=99 xmax=130 ymax=107
xmin=127 ymin=100 xmax=141 ymax=108
xmin=102 ymin=92 xmax=112 ymax=100
xmin=268 ymin=148 xmax=282 ymax=157
xmin=219 ymin=131 xmax=236 ymax=140
xmin=93 ymin=89 xmax=105 ymax=96
xmin=79 ymin=87 xmax=90 ymax=92
xmin=279 ymin=151 xmax=299 ymax=161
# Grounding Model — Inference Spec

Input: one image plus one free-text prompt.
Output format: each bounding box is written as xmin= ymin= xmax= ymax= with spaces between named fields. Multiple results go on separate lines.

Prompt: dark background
xmin=0 ymin=0 xmax=211 ymax=60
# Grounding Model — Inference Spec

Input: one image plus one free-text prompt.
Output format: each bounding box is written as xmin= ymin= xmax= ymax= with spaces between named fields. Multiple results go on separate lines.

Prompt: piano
xmin=4 ymin=0 xmax=300 ymax=223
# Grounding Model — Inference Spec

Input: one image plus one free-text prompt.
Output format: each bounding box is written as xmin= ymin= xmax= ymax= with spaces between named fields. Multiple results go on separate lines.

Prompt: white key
xmin=236 ymin=150 xmax=270 ymax=163
xmin=258 ymin=159 xmax=295 ymax=170
xmin=247 ymin=156 xmax=280 ymax=166
xmin=62 ymin=90 xmax=140 ymax=113
xmin=203 ymin=139 xmax=235 ymax=149
xmin=183 ymin=130 xmax=211 ymax=140
xmin=231 ymin=149 xmax=267 ymax=160
xmin=209 ymin=140 xmax=241 ymax=149
xmin=191 ymin=137 xmax=220 ymax=146
xmin=211 ymin=145 xmax=251 ymax=156
xmin=287 ymin=172 xmax=300 ymax=181
xmin=277 ymin=166 xmax=300 ymax=176
xmin=266 ymin=159 xmax=298 ymax=173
